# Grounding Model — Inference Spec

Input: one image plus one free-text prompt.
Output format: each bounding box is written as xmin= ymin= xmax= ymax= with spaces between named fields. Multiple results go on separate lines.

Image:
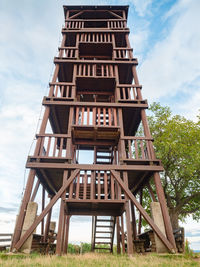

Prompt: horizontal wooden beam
xmin=65 ymin=19 xmax=126 ymax=22
xmin=43 ymin=98 xmax=148 ymax=108
xmin=26 ymin=162 xmax=164 ymax=172
xmin=54 ymin=58 xmax=137 ymax=65
xmin=62 ymin=29 xmax=130 ymax=33
xmin=65 ymin=199 xmax=126 ymax=203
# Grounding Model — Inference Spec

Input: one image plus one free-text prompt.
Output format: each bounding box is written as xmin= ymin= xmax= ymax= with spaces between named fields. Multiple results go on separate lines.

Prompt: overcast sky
xmin=0 ymin=0 xmax=200 ymax=250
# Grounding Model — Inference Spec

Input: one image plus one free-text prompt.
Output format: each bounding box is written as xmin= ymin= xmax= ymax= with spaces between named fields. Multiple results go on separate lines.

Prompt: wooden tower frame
xmin=11 ymin=5 xmax=176 ymax=255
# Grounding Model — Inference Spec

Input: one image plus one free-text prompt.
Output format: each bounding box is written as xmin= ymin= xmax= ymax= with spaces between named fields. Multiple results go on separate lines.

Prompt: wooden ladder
xmin=91 ymin=216 xmax=116 ymax=253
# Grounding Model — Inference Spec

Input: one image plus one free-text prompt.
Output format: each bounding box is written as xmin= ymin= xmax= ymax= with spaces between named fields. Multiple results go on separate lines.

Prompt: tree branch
xmin=175 ymin=192 xmax=200 ymax=212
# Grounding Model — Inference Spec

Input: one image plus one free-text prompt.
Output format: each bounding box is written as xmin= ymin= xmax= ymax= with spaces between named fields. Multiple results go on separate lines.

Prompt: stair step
xmin=97 ymin=219 xmax=114 ymax=222
xmin=95 ymin=236 xmax=112 ymax=239
xmin=96 ymin=225 xmax=112 ymax=228
xmin=96 ymin=162 xmax=111 ymax=164
xmin=96 ymin=231 xmax=112 ymax=234
xmin=96 ymin=156 xmax=113 ymax=159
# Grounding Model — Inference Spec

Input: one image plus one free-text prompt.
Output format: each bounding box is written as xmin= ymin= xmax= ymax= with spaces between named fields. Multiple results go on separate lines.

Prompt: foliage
xmin=0 ymin=253 xmax=199 ymax=267
xmin=147 ymin=102 xmax=200 ymax=228
xmin=67 ymin=243 xmax=91 ymax=254
xmin=184 ymin=239 xmax=195 ymax=259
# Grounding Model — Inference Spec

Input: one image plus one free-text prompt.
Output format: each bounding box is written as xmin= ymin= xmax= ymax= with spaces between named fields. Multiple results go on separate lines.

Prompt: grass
xmin=0 ymin=252 xmax=199 ymax=267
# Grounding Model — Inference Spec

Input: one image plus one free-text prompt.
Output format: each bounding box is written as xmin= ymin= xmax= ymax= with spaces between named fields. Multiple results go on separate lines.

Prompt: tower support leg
xmin=116 ymin=216 xmax=121 ymax=254
xmin=11 ymin=169 xmax=36 ymax=250
xmin=56 ymin=170 xmax=68 ymax=255
xmin=43 ymin=201 xmax=52 ymax=243
xmin=63 ymin=215 xmax=70 ymax=254
xmin=125 ymin=201 xmax=134 ymax=255
xmin=153 ymin=172 xmax=177 ymax=251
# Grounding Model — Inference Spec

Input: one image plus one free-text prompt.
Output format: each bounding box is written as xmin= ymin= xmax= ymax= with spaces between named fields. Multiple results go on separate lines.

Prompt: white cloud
xmin=130 ymin=0 xmax=153 ymax=17
xmin=140 ymin=0 xmax=200 ymax=118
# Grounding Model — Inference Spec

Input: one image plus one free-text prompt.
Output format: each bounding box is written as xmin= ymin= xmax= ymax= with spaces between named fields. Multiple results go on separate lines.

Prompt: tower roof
xmin=63 ymin=5 xmax=129 ymax=19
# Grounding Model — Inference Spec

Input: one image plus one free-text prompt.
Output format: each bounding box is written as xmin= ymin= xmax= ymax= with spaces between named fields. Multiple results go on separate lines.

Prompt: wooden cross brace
xmin=111 ymin=170 xmax=176 ymax=253
xmin=13 ymin=169 xmax=80 ymax=251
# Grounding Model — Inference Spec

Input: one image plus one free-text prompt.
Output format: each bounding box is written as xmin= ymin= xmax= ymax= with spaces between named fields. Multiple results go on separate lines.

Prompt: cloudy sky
xmin=0 ymin=0 xmax=200 ymax=250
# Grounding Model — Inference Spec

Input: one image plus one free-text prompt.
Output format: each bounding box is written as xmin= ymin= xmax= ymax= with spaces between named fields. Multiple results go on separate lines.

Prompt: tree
xmin=148 ymin=102 xmax=200 ymax=229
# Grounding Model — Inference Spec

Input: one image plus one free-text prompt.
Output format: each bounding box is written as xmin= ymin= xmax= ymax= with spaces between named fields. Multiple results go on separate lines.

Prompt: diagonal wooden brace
xmin=13 ymin=169 xmax=80 ymax=251
xmin=111 ymin=170 xmax=175 ymax=253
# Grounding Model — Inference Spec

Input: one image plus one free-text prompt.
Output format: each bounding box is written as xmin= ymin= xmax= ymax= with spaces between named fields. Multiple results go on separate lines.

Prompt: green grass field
xmin=0 ymin=253 xmax=199 ymax=267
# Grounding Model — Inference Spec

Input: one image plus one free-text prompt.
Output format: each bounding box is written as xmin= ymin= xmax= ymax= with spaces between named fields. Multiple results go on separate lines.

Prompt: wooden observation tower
xmin=11 ymin=5 xmax=177 ymax=255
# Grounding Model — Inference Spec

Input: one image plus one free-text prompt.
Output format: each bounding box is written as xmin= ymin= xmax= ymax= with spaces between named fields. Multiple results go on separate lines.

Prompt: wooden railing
xmin=117 ymin=84 xmax=142 ymax=101
xmin=35 ymin=134 xmax=71 ymax=159
xmin=78 ymin=33 xmax=112 ymax=43
xmin=121 ymin=137 xmax=155 ymax=160
xmin=113 ymin=48 xmax=133 ymax=59
xmin=65 ymin=19 xmax=127 ymax=30
xmin=67 ymin=170 xmax=124 ymax=200
xmin=107 ymin=20 xmax=126 ymax=29
xmin=74 ymin=106 xmax=118 ymax=127
xmin=76 ymin=63 xmax=115 ymax=78
xmin=59 ymin=47 xmax=77 ymax=58
xmin=65 ymin=20 xmax=84 ymax=29
xmin=48 ymin=82 xmax=75 ymax=99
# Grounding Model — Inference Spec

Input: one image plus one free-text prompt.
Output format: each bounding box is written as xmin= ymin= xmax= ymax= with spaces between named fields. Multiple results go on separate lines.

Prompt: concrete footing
xmin=20 ymin=202 xmax=38 ymax=254
xmin=150 ymin=202 xmax=168 ymax=253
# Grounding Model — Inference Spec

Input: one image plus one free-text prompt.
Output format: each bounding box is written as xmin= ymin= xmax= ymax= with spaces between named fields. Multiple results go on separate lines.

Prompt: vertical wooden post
xmin=63 ymin=215 xmax=70 ymax=254
xmin=41 ymin=186 xmax=45 ymax=236
xmin=116 ymin=216 xmax=121 ymax=254
xmin=30 ymin=179 xmax=40 ymax=202
xmin=44 ymin=202 xmax=52 ymax=243
xmin=56 ymin=170 xmax=68 ymax=255
xmin=138 ymin=189 xmax=143 ymax=235
xmin=120 ymin=215 xmax=126 ymax=253
xmin=131 ymin=203 xmax=137 ymax=240
xmin=123 ymin=172 xmax=134 ymax=255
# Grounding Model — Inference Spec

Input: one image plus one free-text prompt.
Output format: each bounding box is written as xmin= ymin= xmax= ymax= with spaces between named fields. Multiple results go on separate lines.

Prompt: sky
xmin=0 ymin=0 xmax=200 ymax=250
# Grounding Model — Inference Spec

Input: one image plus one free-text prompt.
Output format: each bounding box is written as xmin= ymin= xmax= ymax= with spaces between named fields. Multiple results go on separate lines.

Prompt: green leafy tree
xmin=148 ymin=102 xmax=200 ymax=229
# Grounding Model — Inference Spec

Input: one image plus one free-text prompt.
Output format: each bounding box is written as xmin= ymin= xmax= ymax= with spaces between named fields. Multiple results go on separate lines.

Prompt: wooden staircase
xmin=91 ymin=216 xmax=116 ymax=253
xmin=95 ymin=146 xmax=114 ymax=165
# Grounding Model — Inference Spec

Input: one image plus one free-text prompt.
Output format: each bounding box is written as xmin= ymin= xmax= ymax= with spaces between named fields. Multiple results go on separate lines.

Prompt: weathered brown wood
xmin=13 ymin=5 xmax=175 ymax=257
xmin=120 ymin=215 xmax=126 ymax=253
xmin=30 ymin=179 xmax=40 ymax=202
xmin=11 ymin=169 xmax=36 ymax=250
xmin=43 ymin=99 xmax=148 ymax=108
xmin=111 ymin=170 xmax=175 ymax=252
xmin=147 ymin=182 xmax=157 ymax=202
xmin=138 ymin=189 xmax=143 ymax=235
xmin=13 ymin=169 xmax=80 ymax=251
xmin=116 ymin=217 xmax=121 ymax=254
xmin=154 ymin=172 xmax=177 ymax=251
xmin=27 ymin=162 xmax=163 ymax=172
xmin=41 ymin=186 xmax=45 ymax=235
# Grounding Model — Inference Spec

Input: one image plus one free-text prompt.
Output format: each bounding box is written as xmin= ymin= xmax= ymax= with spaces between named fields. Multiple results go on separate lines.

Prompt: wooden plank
xmin=104 ymin=172 xmax=108 ymax=200
xmin=97 ymin=172 xmax=101 ymax=200
xmin=111 ymin=174 xmax=115 ymax=200
xmin=43 ymin=99 xmax=148 ymax=108
xmin=75 ymin=173 xmax=80 ymax=199
xmin=83 ymin=172 xmax=87 ymax=199
xmin=26 ymin=162 xmax=164 ymax=171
